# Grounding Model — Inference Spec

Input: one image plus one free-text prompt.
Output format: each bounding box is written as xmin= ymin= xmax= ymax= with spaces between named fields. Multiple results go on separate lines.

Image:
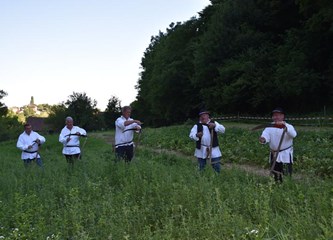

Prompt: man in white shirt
xmin=59 ymin=116 xmax=87 ymax=169
xmin=115 ymin=106 xmax=142 ymax=162
xmin=259 ymin=108 xmax=297 ymax=182
xmin=17 ymin=123 xmax=46 ymax=168
xmin=189 ymin=110 xmax=225 ymax=173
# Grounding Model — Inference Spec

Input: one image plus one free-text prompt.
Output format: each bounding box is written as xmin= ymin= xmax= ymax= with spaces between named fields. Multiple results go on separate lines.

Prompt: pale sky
xmin=0 ymin=0 xmax=210 ymax=110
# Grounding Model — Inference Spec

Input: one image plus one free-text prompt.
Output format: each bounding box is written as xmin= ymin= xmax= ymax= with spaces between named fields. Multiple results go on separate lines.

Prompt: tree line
xmin=0 ymin=91 xmax=122 ymax=141
xmin=132 ymin=0 xmax=333 ymax=126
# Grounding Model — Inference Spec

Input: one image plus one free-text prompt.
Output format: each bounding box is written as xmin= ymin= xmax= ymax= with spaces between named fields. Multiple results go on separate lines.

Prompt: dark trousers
xmin=64 ymin=154 xmax=80 ymax=170
xmin=115 ymin=145 xmax=134 ymax=162
xmin=23 ymin=158 xmax=43 ymax=168
xmin=270 ymin=153 xmax=293 ymax=182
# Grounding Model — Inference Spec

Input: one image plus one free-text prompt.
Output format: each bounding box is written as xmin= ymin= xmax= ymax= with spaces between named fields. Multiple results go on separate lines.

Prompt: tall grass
xmin=0 ymin=126 xmax=332 ymax=239
xmin=141 ymin=123 xmax=333 ymax=177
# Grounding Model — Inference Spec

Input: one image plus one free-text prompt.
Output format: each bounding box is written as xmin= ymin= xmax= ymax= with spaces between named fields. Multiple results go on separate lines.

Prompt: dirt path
xmin=92 ymin=132 xmax=301 ymax=179
xmin=139 ymin=146 xmax=271 ymax=177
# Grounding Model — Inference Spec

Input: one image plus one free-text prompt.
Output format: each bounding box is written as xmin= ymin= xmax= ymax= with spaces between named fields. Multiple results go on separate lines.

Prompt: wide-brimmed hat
xmin=272 ymin=107 xmax=285 ymax=115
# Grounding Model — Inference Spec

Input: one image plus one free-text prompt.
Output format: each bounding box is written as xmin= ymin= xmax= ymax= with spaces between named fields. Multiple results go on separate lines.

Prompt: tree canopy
xmin=104 ymin=95 xmax=122 ymax=129
xmin=47 ymin=92 xmax=105 ymax=131
xmin=0 ymin=90 xmax=8 ymax=117
xmin=134 ymin=0 xmax=333 ymax=125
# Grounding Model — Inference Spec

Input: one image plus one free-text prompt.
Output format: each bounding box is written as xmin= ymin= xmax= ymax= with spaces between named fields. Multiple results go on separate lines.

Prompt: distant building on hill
xmin=28 ymin=96 xmax=40 ymax=114
xmin=9 ymin=96 xmax=53 ymax=123
xmin=10 ymin=106 xmax=23 ymax=114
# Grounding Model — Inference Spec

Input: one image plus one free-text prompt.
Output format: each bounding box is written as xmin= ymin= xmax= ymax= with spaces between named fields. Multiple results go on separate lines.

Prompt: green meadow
xmin=0 ymin=123 xmax=332 ymax=239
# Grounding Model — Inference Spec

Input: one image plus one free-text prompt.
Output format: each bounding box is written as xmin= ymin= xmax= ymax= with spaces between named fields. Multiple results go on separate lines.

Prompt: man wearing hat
xmin=189 ymin=110 xmax=225 ymax=173
xmin=259 ymin=108 xmax=297 ymax=182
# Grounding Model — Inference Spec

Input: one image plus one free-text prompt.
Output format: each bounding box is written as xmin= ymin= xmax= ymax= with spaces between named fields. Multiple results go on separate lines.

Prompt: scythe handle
xmin=208 ymin=127 xmax=214 ymax=165
xmin=270 ymin=127 xmax=287 ymax=174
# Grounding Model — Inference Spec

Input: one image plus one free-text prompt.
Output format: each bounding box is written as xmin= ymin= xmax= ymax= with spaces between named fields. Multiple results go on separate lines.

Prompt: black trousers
xmin=115 ymin=145 xmax=134 ymax=162
xmin=270 ymin=153 xmax=293 ymax=182
xmin=64 ymin=154 xmax=80 ymax=164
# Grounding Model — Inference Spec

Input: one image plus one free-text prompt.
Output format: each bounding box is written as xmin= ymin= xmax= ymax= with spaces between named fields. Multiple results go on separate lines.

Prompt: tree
xmin=23 ymin=105 xmax=36 ymax=118
xmin=0 ymin=90 xmax=21 ymax=141
xmin=134 ymin=0 xmax=333 ymax=125
xmin=46 ymin=103 xmax=68 ymax=132
xmin=0 ymin=90 xmax=8 ymax=117
xmin=136 ymin=19 xmax=203 ymax=125
xmin=65 ymin=92 xmax=105 ymax=131
xmin=104 ymin=95 xmax=121 ymax=129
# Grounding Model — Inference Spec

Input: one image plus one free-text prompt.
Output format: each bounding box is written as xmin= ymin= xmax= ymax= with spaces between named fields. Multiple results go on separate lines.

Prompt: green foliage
xmin=0 ymin=130 xmax=332 ymax=239
xmin=141 ymin=123 xmax=333 ymax=177
xmin=22 ymin=105 xmax=36 ymax=118
xmin=0 ymin=90 xmax=21 ymax=142
xmin=104 ymin=95 xmax=121 ymax=129
xmin=0 ymin=90 xmax=8 ymax=117
xmin=135 ymin=0 xmax=333 ymax=126
xmin=0 ymin=116 xmax=22 ymax=142
xmin=46 ymin=103 xmax=68 ymax=132
xmin=136 ymin=20 xmax=202 ymax=125
xmin=65 ymin=92 xmax=104 ymax=131
xmin=47 ymin=92 xmax=105 ymax=131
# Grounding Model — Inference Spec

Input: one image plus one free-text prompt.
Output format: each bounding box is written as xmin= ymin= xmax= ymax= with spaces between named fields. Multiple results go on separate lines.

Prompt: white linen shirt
xmin=59 ymin=126 xmax=87 ymax=155
xmin=16 ymin=131 xmax=46 ymax=159
xmin=261 ymin=123 xmax=297 ymax=163
xmin=115 ymin=116 xmax=141 ymax=147
xmin=189 ymin=120 xmax=225 ymax=159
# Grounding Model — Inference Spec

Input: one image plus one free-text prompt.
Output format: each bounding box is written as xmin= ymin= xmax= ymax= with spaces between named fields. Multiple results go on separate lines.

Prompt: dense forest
xmin=132 ymin=0 xmax=333 ymax=126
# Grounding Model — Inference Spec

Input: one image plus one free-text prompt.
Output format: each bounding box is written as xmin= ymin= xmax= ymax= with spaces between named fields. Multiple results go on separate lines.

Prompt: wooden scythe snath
xmin=31 ymin=141 xmax=40 ymax=162
xmin=122 ymin=128 xmax=140 ymax=133
xmin=78 ymin=136 xmax=88 ymax=159
xmin=208 ymin=127 xmax=214 ymax=165
xmin=270 ymin=127 xmax=287 ymax=177
xmin=251 ymin=123 xmax=276 ymax=131
xmin=134 ymin=129 xmax=142 ymax=155
xmin=64 ymin=133 xmax=88 ymax=138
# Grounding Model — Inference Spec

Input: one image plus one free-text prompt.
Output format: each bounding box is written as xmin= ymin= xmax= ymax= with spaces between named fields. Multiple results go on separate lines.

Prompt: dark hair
xmin=24 ymin=123 xmax=31 ymax=129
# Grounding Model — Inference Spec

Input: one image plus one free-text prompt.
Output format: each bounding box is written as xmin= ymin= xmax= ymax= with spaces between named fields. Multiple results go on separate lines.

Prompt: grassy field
xmin=0 ymin=123 xmax=332 ymax=239
xmin=141 ymin=122 xmax=333 ymax=177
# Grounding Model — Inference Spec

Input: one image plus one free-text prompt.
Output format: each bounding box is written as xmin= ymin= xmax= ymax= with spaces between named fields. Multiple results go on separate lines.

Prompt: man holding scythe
xmin=259 ymin=108 xmax=297 ymax=182
xmin=17 ymin=123 xmax=46 ymax=168
xmin=115 ymin=106 xmax=142 ymax=162
xmin=59 ymin=116 xmax=87 ymax=169
xmin=189 ymin=110 xmax=225 ymax=173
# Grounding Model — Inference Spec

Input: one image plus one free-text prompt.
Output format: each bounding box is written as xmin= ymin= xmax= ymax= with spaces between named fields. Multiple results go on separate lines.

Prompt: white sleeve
xmin=125 ymin=122 xmax=140 ymax=131
xmin=261 ymin=128 xmax=270 ymax=144
xmin=189 ymin=125 xmax=199 ymax=141
xmin=35 ymin=133 xmax=46 ymax=144
xmin=79 ymin=127 xmax=87 ymax=136
xmin=115 ymin=117 xmax=126 ymax=130
xmin=214 ymin=121 xmax=225 ymax=134
xmin=16 ymin=135 xmax=28 ymax=151
xmin=286 ymin=124 xmax=297 ymax=138
xmin=59 ymin=128 xmax=67 ymax=144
